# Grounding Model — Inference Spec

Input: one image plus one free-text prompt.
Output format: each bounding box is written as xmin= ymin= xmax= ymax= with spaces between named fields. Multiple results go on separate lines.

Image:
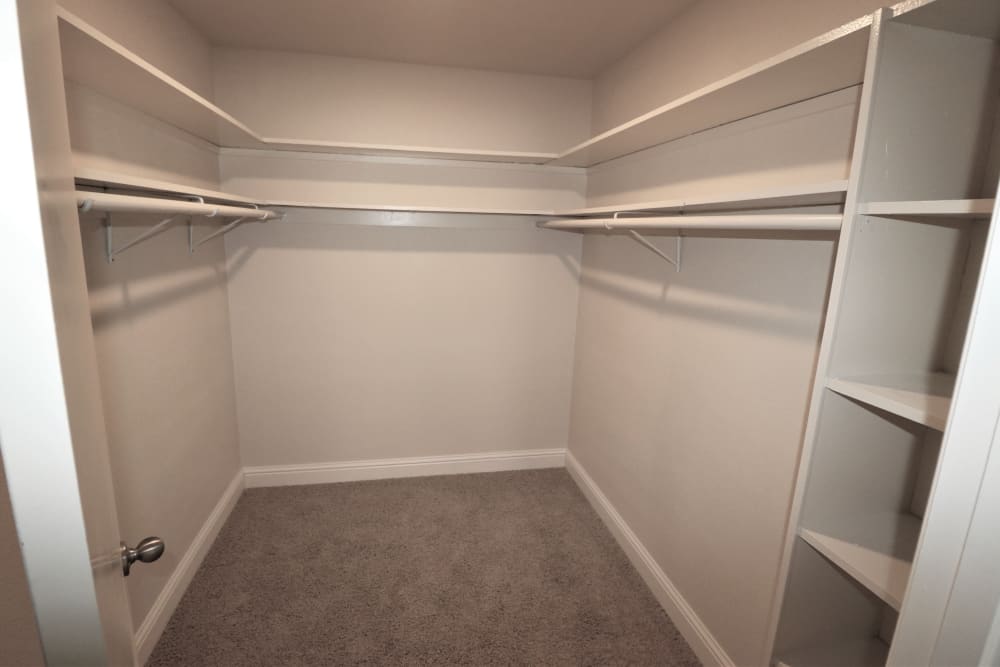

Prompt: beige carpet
xmin=148 ymin=468 xmax=701 ymax=666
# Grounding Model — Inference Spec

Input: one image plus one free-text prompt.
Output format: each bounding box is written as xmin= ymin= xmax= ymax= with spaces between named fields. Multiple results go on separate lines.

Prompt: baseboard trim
xmin=133 ymin=470 xmax=244 ymax=664
xmin=565 ymin=451 xmax=734 ymax=667
xmin=244 ymin=448 xmax=566 ymax=488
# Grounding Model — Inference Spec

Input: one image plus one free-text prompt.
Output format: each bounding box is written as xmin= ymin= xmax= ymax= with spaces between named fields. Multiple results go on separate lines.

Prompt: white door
xmin=0 ymin=0 xmax=135 ymax=664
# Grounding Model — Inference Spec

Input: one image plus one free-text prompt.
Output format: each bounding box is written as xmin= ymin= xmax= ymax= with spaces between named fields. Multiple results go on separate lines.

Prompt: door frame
xmin=0 ymin=0 xmax=134 ymax=664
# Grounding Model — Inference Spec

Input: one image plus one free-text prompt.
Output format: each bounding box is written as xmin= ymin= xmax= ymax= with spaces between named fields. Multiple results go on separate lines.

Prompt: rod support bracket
xmin=628 ymin=230 xmax=681 ymax=272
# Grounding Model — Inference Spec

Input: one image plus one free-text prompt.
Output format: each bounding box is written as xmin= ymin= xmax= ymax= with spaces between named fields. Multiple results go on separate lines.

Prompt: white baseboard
xmin=565 ymin=451 xmax=734 ymax=667
xmin=244 ymin=448 xmax=566 ymax=488
xmin=134 ymin=470 xmax=244 ymax=665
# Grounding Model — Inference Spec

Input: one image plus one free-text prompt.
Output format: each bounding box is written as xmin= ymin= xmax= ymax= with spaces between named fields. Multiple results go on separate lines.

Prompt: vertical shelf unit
xmin=769 ymin=0 xmax=1000 ymax=664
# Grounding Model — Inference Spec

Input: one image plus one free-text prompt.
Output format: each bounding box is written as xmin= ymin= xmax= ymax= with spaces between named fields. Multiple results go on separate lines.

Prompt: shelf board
xmin=858 ymin=199 xmax=996 ymax=219
xmin=827 ymin=372 xmax=954 ymax=431
xmin=555 ymin=180 xmax=848 ymax=217
xmin=264 ymin=199 xmax=552 ymax=216
xmin=799 ymin=513 xmax=921 ymax=610
xmin=541 ymin=214 xmax=842 ymax=232
xmin=74 ymin=168 xmax=261 ymax=206
xmin=776 ymin=637 xmax=889 ymax=667
xmin=57 ymin=8 xmax=263 ymax=149
xmin=72 ymin=169 xmax=553 ymax=216
xmin=57 ymin=9 xmax=560 ymax=166
xmin=550 ymin=16 xmax=872 ymax=167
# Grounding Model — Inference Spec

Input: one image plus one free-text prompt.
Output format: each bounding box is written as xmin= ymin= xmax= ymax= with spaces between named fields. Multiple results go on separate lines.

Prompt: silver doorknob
xmin=121 ymin=537 xmax=165 ymax=576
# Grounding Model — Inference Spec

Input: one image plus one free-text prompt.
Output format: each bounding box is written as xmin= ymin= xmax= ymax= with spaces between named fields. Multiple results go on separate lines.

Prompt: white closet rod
xmin=539 ymin=214 xmax=842 ymax=231
xmin=76 ymin=191 xmax=278 ymax=220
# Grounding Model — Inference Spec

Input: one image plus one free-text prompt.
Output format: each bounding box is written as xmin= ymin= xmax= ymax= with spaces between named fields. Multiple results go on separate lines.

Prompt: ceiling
xmin=167 ymin=0 xmax=696 ymax=78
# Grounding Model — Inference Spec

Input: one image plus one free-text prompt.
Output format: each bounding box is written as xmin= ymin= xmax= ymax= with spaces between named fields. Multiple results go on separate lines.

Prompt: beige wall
xmin=569 ymin=231 xmax=834 ymax=666
xmin=58 ymin=0 xmax=214 ymax=99
xmin=566 ymin=84 xmax=854 ymax=663
xmin=0 ymin=459 xmax=44 ymax=666
xmin=66 ymin=81 xmax=221 ymax=189
xmin=80 ymin=217 xmax=242 ymax=631
xmin=212 ymin=48 xmax=592 ymax=154
xmin=224 ymin=216 xmax=581 ymax=467
xmin=591 ymin=0 xmax=887 ymax=133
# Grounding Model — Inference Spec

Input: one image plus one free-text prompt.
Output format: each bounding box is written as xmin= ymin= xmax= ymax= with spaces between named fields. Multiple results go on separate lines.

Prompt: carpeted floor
xmin=148 ymin=469 xmax=701 ymax=666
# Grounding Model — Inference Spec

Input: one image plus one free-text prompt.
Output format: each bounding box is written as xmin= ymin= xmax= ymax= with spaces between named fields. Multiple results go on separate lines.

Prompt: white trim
xmin=133 ymin=471 xmax=245 ymax=665
xmin=244 ymin=448 xmax=566 ymax=488
xmin=565 ymin=451 xmax=734 ymax=667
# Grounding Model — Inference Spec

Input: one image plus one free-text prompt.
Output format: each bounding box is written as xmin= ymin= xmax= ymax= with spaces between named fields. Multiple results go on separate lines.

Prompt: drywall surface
xmin=585 ymin=87 xmax=858 ymax=208
xmin=212 ymin=48 xmax=592 ymax=154
xmin=219 ymin=150 xmax=587 ymax=212
xmin=80 ymin=217 xmax=242 ymax=631
xmin=591 ymin=0 xmax=886 ymax=134
xmin=66 ymin=81 xmax=221 ymax=189
xmin=0 ymin=460 xmax=44 ymax=666
xmin=568 ymin=231 xmax=834 ymax=665
xmin=224 ymin=216 xmax=581 ymax=467
xmin=58 ymin=0 xmax=214 ymax=99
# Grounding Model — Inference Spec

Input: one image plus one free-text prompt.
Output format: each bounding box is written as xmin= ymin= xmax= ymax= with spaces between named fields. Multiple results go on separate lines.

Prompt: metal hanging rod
xmin=77 ymin=191 xmax=278 ymax=220
xmin=77 ymin=191 xmax=279 ymax=263
xmin=539 ymin=213 xmax=842 ymax=231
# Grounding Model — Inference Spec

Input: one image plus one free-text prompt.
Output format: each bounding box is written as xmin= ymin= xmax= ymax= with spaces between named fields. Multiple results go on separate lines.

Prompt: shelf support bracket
xmin=104 ymin=213 xmax=179 ymax=263
xmin=628 ymin=230 xmax=681 ymax=272
xmin=188 ymin=217 xmax=246 ymax=253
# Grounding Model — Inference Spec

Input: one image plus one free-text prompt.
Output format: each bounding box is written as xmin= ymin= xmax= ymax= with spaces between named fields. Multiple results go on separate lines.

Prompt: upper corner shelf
xmin=55 ymin=9 xmax=558 ymax=166
xmin=549 ymin=16 xmax=874 ymax=168
xmin=58 ymin=6 xmax=880 ymax=170
xmin=57 ymin=8 xmax=262 ymax=149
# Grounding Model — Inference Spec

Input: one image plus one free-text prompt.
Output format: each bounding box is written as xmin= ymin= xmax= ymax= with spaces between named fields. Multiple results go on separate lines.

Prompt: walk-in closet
xmin=2 ymin=0 xmax=1000 ymax=665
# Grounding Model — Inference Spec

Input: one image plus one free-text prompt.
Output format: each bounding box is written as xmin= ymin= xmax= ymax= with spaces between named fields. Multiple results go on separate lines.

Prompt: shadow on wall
xmin=77 ymin=210 xmax=585 ymax=328
xmin=576 ymin=229 xmax=838 ymax=340
xmin=80 ymin=214 xmax=245 ymax=329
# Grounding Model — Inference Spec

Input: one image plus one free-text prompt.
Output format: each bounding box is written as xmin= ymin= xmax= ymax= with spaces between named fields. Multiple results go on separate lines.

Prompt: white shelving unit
xmin=827 ymin=373 xmax=954 ymax=431
xmin=799 ymin=513 xmax=922 ymax=610
xmin=777 ymin=638 xmax=889 ymax=667
xmin=770 ymin=1 xmax=1000 ymax=664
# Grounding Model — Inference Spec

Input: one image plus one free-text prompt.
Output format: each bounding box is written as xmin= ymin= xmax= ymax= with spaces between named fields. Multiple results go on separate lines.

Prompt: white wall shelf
xmin=58 ymin=6 xmax=876 ymax=171
xmin=827 ymin=373 xmax=954 ymax=431
xmin=540 ymin=214 xmax=842 ymax=232
xmin=549 ymin=17 xmax=873 ymax=167
xmin=858 ymin=199 xmax=996 ymax=219
xmin=57 ymin=9 xmax=262 ymax=150
xmin=556 ymin=180 xmax=849 ymax=217
xmin=74 ymin=169 xmax=553 ymax=217
xmin=800 ymin=512 xmax=921 ymax=611
xmin=77 ymin=170 xmax=851 ymax=222
xmin=75 ymin=168 xmax=260 ymax=206
xmin=776 ymin=637 xmax=889 ymax=667
xmin=56 ymin=9 xmax=558 ymax=166
xmin=264 ymin=199 xmax=552 ymax=216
